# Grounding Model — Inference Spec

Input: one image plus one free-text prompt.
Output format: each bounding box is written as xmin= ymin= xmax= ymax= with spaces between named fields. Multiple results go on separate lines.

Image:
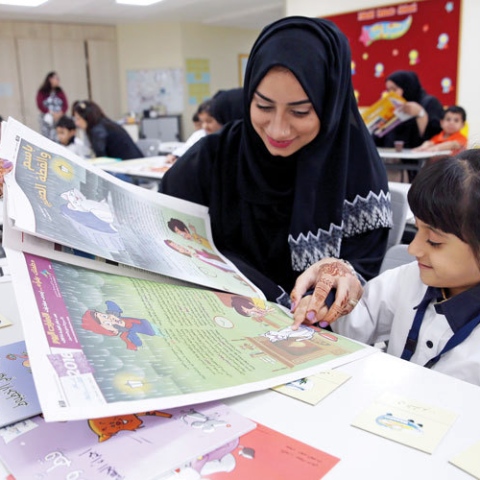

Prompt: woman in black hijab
xmin=374 ymin=70 xmax=443 ymax=149
xmin=161 ymin=17 xmax=391 ymax=312
xmin=211 ymin=88 xmax=244 ymax=125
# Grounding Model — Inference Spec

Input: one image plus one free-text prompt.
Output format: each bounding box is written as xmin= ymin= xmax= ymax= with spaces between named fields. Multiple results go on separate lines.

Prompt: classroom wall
xmin=117 ymin=22 xmax=259 ymax=139
xmin=286 ymin=0 xmax=480 ymax=146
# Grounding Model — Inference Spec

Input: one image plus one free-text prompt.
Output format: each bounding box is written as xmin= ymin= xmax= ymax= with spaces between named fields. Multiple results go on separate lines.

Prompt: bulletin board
xmin=127 ymin=68 xmax=184 ymax=114
xmin=324 ymin=0 xmax=461 ymax=107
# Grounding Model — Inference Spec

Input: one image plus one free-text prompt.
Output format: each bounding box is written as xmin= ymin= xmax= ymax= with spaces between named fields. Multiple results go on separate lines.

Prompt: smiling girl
xmin=293 ymin=150 xmax=480 ymax=385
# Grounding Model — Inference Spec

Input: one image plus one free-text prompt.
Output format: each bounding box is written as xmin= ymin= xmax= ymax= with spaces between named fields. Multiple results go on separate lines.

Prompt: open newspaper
xmin=1 ymin=118 xmax=374 ymax=422
xmin=361 ymin=91 xmax=414 ymax=138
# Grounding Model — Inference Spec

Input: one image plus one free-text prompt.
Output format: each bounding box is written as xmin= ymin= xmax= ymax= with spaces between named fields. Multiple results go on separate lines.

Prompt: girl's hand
xmin=290 ymin=258 xmax=363 ymax=329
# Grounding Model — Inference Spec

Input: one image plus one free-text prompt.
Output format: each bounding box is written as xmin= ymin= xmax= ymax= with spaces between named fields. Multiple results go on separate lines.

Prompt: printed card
xmin=351 ymin=392 xmax=458 ymax=454
xmin=450 ymin=440 xmax=480 ymax=479
xmin=0 ymin=314 xmax=12 ymax=329
xmin=272 ymin=369 xmax=351 ymax=405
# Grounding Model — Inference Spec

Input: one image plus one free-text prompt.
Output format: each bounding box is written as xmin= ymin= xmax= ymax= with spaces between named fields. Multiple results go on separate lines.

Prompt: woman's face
xmin=73 ymin=112 xmax=88 ymax=130
xmin=385 ymin=80 xmax=404 ymax=98
xmin=250 ymin=68 xmax=320 ymax=157
xmin=49 ymin=74 xmax=60 ymax=88
xmin=198 ymin=112 xmax=222 ymax=134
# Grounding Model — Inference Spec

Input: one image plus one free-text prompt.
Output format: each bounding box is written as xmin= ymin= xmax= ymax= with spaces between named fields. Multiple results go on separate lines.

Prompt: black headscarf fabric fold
xmin=162 ymin=17 xmax=391 ymax=300
xmin=211 ymin=88 xmax=244 ymax=125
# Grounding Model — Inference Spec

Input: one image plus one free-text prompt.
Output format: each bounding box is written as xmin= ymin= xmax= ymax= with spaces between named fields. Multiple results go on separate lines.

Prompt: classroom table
xmin=1 ymin=278 xmax=479 ymax=479
xmin=378 ymin=148 xmax=452 ymax=182
xmin=99 ymin=155 xmax=171 ymax=181
xmin=227 ymin=351 xmax=480 ymax=480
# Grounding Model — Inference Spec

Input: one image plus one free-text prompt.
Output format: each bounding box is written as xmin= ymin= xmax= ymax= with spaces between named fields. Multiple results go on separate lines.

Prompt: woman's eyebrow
xmin=254 ymin=91 xmax=311 ymax=106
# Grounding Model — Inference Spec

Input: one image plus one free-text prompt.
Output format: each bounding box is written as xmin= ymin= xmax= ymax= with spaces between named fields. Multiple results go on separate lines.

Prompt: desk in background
xmin=99 ymin=155 xmax=171 ymax=182
xmin=378 ymin=148 xmax=452 ymax=183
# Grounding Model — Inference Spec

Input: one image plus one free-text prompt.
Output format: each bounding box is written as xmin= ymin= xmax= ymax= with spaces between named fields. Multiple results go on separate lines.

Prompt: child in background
xmin=291 ymin=150 xmax=480 ymax=386
xmin=415 ymin=105 xmax=467 ymax=155
xmin=55 ymin=115 xmax=90 ymax=158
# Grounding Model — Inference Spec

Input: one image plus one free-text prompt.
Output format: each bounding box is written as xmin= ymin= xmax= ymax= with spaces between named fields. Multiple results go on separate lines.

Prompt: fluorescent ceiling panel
xmin=0 ymin=0 xmax=47 ymax=5
xmin=116 ymin=0 xmax=164 ymax=5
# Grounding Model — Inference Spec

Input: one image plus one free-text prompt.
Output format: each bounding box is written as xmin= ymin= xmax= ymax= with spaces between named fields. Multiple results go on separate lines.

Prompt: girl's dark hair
xmin=408 ymin=149 xmax=480 ymax=265
xmin=72 ymin=100 xmax=123 ymax=141
xmin=38 ymin=71 xmax=63 ymax=95
xmin=72 ymin=100 xmax=106 ymax=128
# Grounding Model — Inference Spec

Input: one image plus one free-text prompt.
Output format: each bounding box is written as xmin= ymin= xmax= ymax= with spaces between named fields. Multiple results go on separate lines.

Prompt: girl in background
xmin=36 ymin=71 xmax=68 ymax=141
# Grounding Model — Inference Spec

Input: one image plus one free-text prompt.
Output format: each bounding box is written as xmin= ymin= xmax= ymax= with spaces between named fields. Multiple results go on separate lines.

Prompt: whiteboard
xmin=127 ymin=68 xmax=184 ymax=115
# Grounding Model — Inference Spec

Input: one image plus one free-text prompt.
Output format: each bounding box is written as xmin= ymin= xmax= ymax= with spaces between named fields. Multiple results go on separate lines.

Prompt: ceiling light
xmin=0 ymin=0 xmax=48 ymax=5
xmin=116 ymin=0 xmax=164 ymax=5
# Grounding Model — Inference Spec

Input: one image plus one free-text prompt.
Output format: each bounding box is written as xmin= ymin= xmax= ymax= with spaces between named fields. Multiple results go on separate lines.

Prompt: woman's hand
xmin=290 ymin=258 xmax=363 ymax=329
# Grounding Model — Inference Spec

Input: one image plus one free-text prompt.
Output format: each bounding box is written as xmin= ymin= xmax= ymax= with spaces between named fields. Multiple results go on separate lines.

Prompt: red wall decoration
xmin=324 ymin=0 xmax=461 ymax=107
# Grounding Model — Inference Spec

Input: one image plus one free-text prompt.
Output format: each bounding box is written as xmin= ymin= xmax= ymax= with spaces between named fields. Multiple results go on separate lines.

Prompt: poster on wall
xmin=186 ymin=58 xmax=211 ymax=105
xmin=127 ymin=68 xmax=184 ymax=115
xmin=324 ymin=0 xmax=461 ymax=107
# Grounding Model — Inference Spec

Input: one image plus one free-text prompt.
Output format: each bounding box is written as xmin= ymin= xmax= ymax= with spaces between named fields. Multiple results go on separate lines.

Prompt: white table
xmin=378 ymin=148 xmax=452 ymax=183
xmin=98 ymin=155 xmax=171 ymax=181
xmin=2 ymin=277 xmax=479 ymax=479
xmin=226 ymin=352 xmax=480 ymax=479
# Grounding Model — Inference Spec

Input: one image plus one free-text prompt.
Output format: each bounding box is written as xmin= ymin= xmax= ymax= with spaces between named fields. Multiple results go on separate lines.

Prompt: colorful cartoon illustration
xmin=230 ymin=295 xmax=280 ymax=328
xmin=437 ymin=32 xmax=449 ymax=49
xmin=285 ymin=377 xmax=314 ymax=392
xmin=374 ymin=62 xmax=384 ymax=77
xmin=359 ymin=15 xmax=412 ymax=47
xmin=6 ymin=351 xmax=31 ymax=370
xmin=261 ymin=325 xmax=315 ymax=343
xmin=376 ymin=413 xmax=424 ymax=434
xmin=167 ymin=218 xmax=213 ymax=250
xmin=441 ymin=77 xmax=453 ymax=93
xmin=88 ymin=410 xmax=172 ymax=442
xmin=60 ymin=188 xmax=116 ymax=232
xmin=408 ymin=49 xmax=419 ymax=65
xmin=81 ymin=300 xmax=164 ymax=351
xmin=164 ymin=239 xmax=237 ymax=273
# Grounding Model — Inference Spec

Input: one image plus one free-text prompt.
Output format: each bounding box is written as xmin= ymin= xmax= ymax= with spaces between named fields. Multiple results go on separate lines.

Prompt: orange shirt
xmin=429 ymin=130 xmax=467 ymax=155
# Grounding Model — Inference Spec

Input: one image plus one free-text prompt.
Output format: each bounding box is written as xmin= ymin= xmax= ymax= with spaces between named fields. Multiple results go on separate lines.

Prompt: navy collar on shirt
xmin=419 ymin=284 xmax=480 ymax=332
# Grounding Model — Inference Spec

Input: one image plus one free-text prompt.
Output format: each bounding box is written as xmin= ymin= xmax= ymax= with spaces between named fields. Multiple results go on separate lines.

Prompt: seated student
xmin=55 ymin=115 xmax=91 ymax=158
xmin=72 ymin=100 xmax=143 ymax=160
xmin=291 ymin=150 xmax=480 ymax=386
xmin=414 ymin=105 xmax=467 ymax=156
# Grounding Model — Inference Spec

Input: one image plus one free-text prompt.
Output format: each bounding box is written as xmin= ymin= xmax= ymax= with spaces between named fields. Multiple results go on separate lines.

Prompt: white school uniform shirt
xmin=172 ymin=129 xmax=206 ymax=158
xmin=332 ymin=262 xmax=480 ymax=386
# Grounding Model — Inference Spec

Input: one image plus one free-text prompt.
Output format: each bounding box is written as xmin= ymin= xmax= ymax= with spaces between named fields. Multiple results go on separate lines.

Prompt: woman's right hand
xmin=290 ymin=258 xmax=363 ymax=330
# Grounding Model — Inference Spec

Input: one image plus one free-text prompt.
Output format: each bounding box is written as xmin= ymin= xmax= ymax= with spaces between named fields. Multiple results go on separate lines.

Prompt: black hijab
xmin=211 ymin=88 xmax=244 ymax=125
xmin=387 ymin=70 xmax=425 ymax=102
xmin=378 ymin=70 xmax=443 ymax=147
xmin=239 ymin=16 xmax=390 ymax=270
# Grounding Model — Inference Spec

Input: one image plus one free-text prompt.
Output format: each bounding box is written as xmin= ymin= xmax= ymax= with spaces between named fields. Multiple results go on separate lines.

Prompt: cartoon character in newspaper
xmin=81 ymin=300 xmax=163 ymax=351
xmin=60 ymin=188 xmax=116 ymax=232
xmin=164 ymin=239 xmax=237 ymax=273
xmin=88 ymin=410 xmax=173 ymax=442
xmin=230 ymin=295 xmax=280 ymax=328
xmin=167 ymin=218 xmax=213 ymax=250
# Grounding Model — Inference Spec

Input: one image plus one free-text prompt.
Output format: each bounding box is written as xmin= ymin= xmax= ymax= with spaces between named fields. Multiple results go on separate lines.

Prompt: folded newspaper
xmin=0 ymin=118 xmax=373 ymax=421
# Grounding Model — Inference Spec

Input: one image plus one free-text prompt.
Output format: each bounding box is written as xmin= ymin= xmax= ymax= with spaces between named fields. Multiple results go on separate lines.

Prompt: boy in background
xmin=415 ymin=105 xmax=467 ymax=155
xmin=55 ymin=115 xmax=91 ymax=158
